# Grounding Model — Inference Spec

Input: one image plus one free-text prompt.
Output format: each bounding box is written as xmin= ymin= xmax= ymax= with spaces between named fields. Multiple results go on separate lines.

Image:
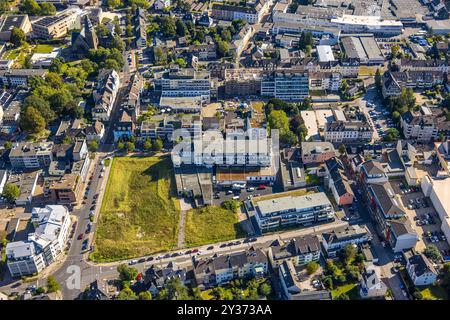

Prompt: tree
xmin=4 ymin=141 xmax=12 ymax=149
xmin=391 ymin=44 xmax=401 ymax=58
xmin=117 ymin=141 xmax=125 ymax=150
xmin=384 ymin=128 xmax=400 ymax=142
xmin=160 ymin=16 xmax=177 ymax=38
xmin=342 ymin=244 xmax=357 ymax=265
xmin=306 ymin=261 xmax=320 ymax=275
xmin=338 ymin=144 xmax=346 ymax=155
xmin=49 ymin=90 xmax=73 ymax=115
xmin=304 ymin=45 xmax=312 ymax=57
xmin=375 ymin=68 xmax=382 ymax=91
xmin=117 ymin=287 xmax=137 ymax=300
xmin=2 ymin=184 xmax=20 ymax=203
xmin=125 ymin=141 xmax=135 ymax=153
xmin=216 ymin=40 xmax=229 ymax=58
xmin=221 ymin=199 xmax=239 ymax=213
xmin=280 ymin=130 xmax=298 ymax=145
xmin=106 ymin=0 xmax=121 ymax=8
xmin=163 ymin=278 xmax=191 ymax=300
xmin=23 ymin=95 xmax=55 ymax=124
xmin=152 ymin=138 xmax=163 ymax=151
xmin=143 ymin=138 xmax=152 ymax=151
xmin=11 ymin=27 xmax=26 ymax=47
xmin=20 ymin=107 xmax=45 ymax=134
xmin=46 ymin=276 xmax=60 ymax=293
xmin=89 ymin=140 xmax=99 ymax=152
xmin=176 ymin=19 xmax=188 ymax=37
xmin=176 ymin=57 xmax=187 ymax=68
xmin=258 ymin=282 xmax=271 ymax=297
xmin=440 ymin=263 xmax=450 ymax=288
xmin=424 ymin=245 xmax=442 ymax=262
xmin=20 ymin=0 xmax=41 ymax=15
xmin=138 ymin=291 xmax=152 ymax=300
xmin=39 ymin=2 xmax=56 ymax=15
xmin=111 ymin=36 xmax=125 ymax=52
xmin=117 ymin=264 xmax=138 ymax=282
xmin=0 ymin=0 xmax=10 ymax=14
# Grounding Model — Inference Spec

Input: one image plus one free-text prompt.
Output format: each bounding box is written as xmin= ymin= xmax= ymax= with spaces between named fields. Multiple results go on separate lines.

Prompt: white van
xmin=232 ymin=196 xmax=240 ymax=200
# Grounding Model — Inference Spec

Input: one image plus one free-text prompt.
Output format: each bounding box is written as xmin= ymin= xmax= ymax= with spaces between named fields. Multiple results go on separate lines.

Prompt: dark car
xmin=146 ymin=257 xmax=154 ymax=261
xmin=192 ymin=249 xmax=199 ymax=253
xmin=207 ymin=246 xmax=214 ymax=250
xmin=81 ymin=239 xmax=89 ymax=251
xmin=220 ymin=244 xmax=227 ymax=248
xmin=163 ymin=253 xmax=171 ymax=258
xmin=171 ymin=252 xmax=180 ymax=257
xmin=77 ymin=233 xmax=84 ymax=240
xmin=93 ymin=194 xmax=99 ymax=199
xmin=138 ymin=258 xmax=146 ymax=263
xmin=90 ymin=205 xmax=96 ymax=211
xmin=234 ymin=241 xmax=241 ymax=245
xmin=185 ymin=250 xmax=192 ymax=255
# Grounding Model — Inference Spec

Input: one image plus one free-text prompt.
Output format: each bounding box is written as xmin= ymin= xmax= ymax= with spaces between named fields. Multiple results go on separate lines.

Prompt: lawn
xmin=34 ymin=44 xmax=55 ymax=53
xmin=184 ymin=205 xmax=245 ymax=247
xmin=2 ymin=49 xmax=20 ymax=60
xmin=91 ymin=156 xmax=180 ymax=262
xmin=419 ymin=285 xmax=449 ymax=300
xmin=331 ymin=283 xmax=360 ymax=299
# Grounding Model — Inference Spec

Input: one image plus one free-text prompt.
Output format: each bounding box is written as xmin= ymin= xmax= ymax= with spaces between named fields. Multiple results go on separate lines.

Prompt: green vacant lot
xmin=331 ymin=283 xmax=360 ymax=299
xmin=34 ymin=44 xmax=55 ymax=53
xmin=420 ymin=285 xmax=449 ymax=300
xmin=184 ymin=205 xmax=245 ymax=247
xmin=91 ymin=156 xmax=180 ymax=262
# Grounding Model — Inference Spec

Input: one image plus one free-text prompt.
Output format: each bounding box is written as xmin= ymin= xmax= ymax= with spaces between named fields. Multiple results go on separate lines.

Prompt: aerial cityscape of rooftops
xmin=0 ymin=0 xmax=449 ymax=303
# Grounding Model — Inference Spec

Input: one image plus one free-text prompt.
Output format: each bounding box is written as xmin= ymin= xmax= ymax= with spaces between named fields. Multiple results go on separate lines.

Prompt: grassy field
xmin=184 ymin=205 xmax=245 ymax=247
xmin=331 ymin=283 xmax=360 ymax=299
xmin=91 ymin=156 xmax=180 ymax=262
xmin=34 ymin=44 xmax=55 ymax=53
xmin=419 ymin=285 xmax=449 ymax=300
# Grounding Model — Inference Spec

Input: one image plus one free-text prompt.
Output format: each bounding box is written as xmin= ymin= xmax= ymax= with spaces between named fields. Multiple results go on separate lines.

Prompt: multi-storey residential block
xmin=224 ymin=68 xmax=262 ymax=97
xmin=155 ymin=68 xmax=211 ymax=103
xmin=261 ymin=69 xmax=309 ymax=101
xmin=301 ymin=142 xmax=335 ymax=164
xmin=32 ymin=8 xmax=81 ymax=39
xmin=193 ymin=248 xmax=268 ymax=289
xmin=248 ymin=192 xmax=335 ymax=233
xmin=324 ymin=120 xmax=373 ymax=143
xmin=268 ymin=235 xmax=321 ymax=268
xmin=6 ymin=205 xmax=71 ymax=277
xmin=399 ymin=58 xmax=449 ymax=73
xmin=309 ymin=72 xmax=341 ymax=91
xmin=92 ymin=69 xmax=120 ymax=121
xmin=0 ymin=69 xmax=47 ymax=87
xmin=401 ymin=110 xmax=439 ymax=141
xmin=0 ymin=14 xmax=32 ymax=42
xmin=321 ymin=225 xmax=371 ymax=257
xmin=404 ymin=251 xmax=438 ymax=286
xmin=9 ymin=141 xmax=53 ymax=169
xmin=211 ymin=0 xmax=271 ymax=24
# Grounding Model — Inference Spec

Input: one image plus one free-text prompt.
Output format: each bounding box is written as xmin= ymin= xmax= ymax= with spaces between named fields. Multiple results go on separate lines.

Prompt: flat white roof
xmin=300 ymin=111 xmax=318 ymax=141
xmin=317 ymin=45 xmax=335 ymax=62
xmin=331 ymin=14 xmax=403 ymax=27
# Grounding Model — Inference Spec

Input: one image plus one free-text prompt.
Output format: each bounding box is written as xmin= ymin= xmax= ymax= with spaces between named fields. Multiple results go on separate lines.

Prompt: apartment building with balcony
xmin=248 ymin=192 xmax=335 ymax=233
xmin=261 ymin=69 xmax=309 ymax=102
xmin=9 ymin=141 xmax=53 ymax=169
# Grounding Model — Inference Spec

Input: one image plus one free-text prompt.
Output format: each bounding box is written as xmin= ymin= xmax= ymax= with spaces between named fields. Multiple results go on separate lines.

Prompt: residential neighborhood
xmin=0 ymin=0 xmax=449 ymax=305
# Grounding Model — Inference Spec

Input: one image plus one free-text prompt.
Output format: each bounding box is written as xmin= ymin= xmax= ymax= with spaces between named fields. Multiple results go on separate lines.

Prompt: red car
xmin=77 ymin=233 xmax=84 ymax=240
xmin=192 ymin=249 xmax=199 ymax=253
xmin=257 ymin=185 xmax=266 ymax=190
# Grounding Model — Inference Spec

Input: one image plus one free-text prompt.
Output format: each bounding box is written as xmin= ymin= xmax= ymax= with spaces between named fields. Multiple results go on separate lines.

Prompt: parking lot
xmin=365 ymin=100 xmax=395 ymax=140
xmin=391 ymin=181 xmax=450 ymax=256
xmin=211 ymin=183 xmax=276 ymax=206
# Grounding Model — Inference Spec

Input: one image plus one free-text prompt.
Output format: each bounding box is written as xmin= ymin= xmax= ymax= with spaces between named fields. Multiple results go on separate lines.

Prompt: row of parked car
xmin=127 ymin=237 xmax=259 ymax=265
xmin=408 ymin=197 xmax=429 ymax=210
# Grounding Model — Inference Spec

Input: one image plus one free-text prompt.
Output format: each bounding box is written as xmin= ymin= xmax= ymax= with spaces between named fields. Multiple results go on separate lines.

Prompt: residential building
xmin=321 ymin=225 xmax=371 ymax=257
xmin=261 ymin=68 xmax=309 ymax=101
xmin=401 ymin=110 xmax=439 ymax=141
xmin=404 ymin=251 xmax=438 ymax=286
xmin=359 ymin=160 xmax=388 ymax=184
xmin=324 ymin=157 xmax=354 ymax=206
xmin=211 ymin=0 xmax=271 ymax=24
xmin=268 ymin=235 xmax=321 ymax=268
xmin=324 ymin=120 xmax=373 ymax=143
xmin=0 ymin=69 xmax=47 ymax=87
xmin=9 ymin=141 xmax=53 ymax=169
xmin=154 ymin=0 xmax=171 ymax=10
xmin=0 ymin=14 xmax=32 ymax=41
xmin=44 ymin=173 xmax=82 ymax=205
xmin=193 ymin=248 xmax=268 ymax=289
xmin=248 ymin=192 xmax=335 ymax=232
xmin=309 ymin=72 xmax=341 ymax=92
xmin=7 ymin=171 xmax=40 ymax=206
xmin=85 ymin=120 xmax=105 ymax=142
xmin=32 ymin=8 xmax=81 ymax=39
xmin=0 ymin=169 xmax=7 ymax=194
xmin=278 ymin=260 xmax=332 ymax=300
xmin=399 ymin=58 xmax=449 ymax=73
xmin=224 ymin=68 xmax=262 ymax=97
xmin=280 ymin=147 xmax=306 ymax=190
xmin=155 ymin=68 xmax=211 ymax=103
xmin=301 ymin=142 xmax=335 ymax=164
xmin=6 ymin=205 xmax=71 ymax=277
xmin=359 ymin=265 xmax=388 ymax=299
xmin=113 ymin=110 xmax=135 ymax=142
xmin=92 ymin=69 xmax=120 ymax=121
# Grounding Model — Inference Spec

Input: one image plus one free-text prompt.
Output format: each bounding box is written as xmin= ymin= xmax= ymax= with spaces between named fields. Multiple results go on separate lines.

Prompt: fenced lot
xmin=91 ymin=156 xmax=180 ymax=262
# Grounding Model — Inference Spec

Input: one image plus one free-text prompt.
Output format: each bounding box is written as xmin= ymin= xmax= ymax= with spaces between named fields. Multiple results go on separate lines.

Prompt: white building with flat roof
xmin=6 ymin=205 xmax=71 ymax=277
xmin=317 ymin=45 xmax=335 ymax=62
xmin=331 ymin=15 xmax=403 ymax=35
